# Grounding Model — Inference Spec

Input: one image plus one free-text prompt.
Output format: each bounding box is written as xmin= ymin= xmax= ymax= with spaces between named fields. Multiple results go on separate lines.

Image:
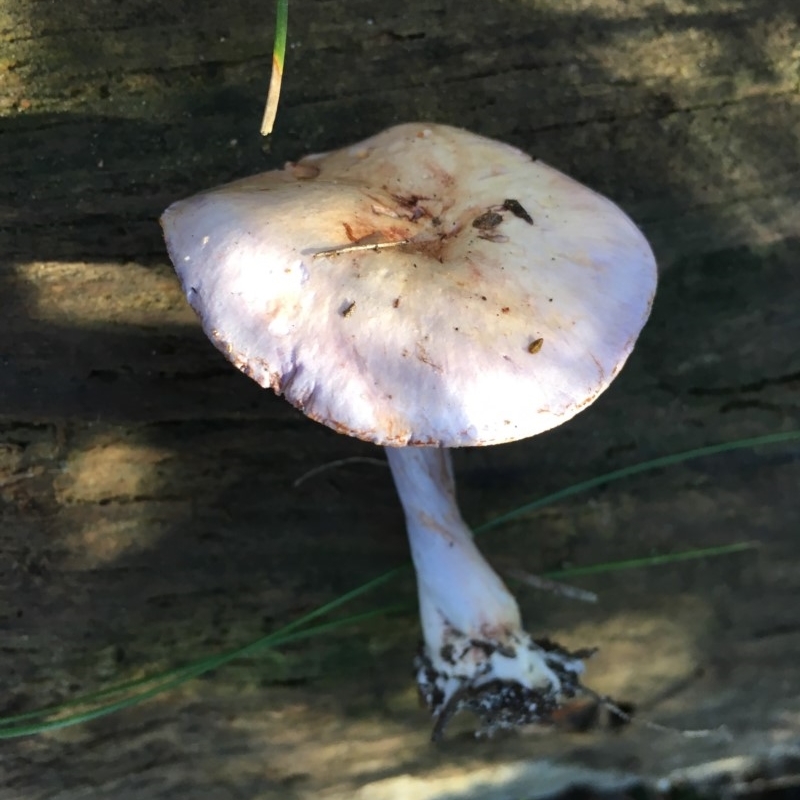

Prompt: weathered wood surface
xmin=1 ymin=1 xmax=799 ymax=798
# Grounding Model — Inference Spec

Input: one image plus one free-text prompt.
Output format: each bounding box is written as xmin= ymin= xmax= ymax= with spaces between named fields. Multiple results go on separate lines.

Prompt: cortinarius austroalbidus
xmin=161 ymin=123 xmax=657 ymax=739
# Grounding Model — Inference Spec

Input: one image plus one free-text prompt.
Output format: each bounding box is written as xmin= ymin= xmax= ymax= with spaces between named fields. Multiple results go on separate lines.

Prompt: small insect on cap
xmin=161 ymin=123 xmax=656 ymax=447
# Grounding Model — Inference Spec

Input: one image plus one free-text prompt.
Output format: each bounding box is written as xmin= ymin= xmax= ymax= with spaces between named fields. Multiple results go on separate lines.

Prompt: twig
xmin=581 ymin=685 xmax=733 ymax=741
xmin=312 ymin=239 xmax=411 ymax=259
xmin=506 ymin=568 xmax=598 ymax=603
xmin=732 ymin=774 xmax=800 ymax=796
xmin=0 ymin=469 xmax=37 ymax=488
xmin=293 ymin=457 xmax=389 ymax=488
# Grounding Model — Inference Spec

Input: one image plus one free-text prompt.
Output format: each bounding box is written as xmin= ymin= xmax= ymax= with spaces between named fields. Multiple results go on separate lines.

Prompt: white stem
xmin=384 ymin=446 xmax=521 ymax=643
xmin=384 ymin=445 xmax=587 ymax=740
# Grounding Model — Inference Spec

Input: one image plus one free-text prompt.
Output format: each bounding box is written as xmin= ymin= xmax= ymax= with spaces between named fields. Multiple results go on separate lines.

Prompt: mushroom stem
xmin=384 ymin=446 xmax=587 ymax=739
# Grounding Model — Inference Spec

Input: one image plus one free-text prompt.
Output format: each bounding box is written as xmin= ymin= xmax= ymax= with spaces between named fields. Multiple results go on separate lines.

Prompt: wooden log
xmin=1 ymin=1 xmax=799 ymax=797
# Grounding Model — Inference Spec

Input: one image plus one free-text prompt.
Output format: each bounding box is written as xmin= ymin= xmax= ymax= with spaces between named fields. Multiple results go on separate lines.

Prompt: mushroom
xmin=160 ymin=123 xmax=657 ymax=739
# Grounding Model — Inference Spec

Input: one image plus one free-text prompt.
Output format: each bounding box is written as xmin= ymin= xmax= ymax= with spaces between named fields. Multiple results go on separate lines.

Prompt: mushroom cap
xmin=161 ymin=123 xmax=656 ymax=447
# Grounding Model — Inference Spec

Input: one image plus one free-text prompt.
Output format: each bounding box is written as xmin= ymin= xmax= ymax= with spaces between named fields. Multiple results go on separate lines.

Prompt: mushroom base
xmin=415 ymin=630 xmax=588 ymax=741
xmin=384 ymin=446 xmax=593 ymax=741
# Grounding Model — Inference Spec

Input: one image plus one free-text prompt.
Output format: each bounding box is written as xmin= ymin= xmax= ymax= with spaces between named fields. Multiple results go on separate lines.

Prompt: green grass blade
xmin=474 ymin=430 xmax=800 ymax=535
xmin=0 ymin=577 xmax=401 ymax=731
xmin=0 ymin=605 xmax=406 ymax=738
xmin=545 ymin=541 xmax=757 ymax=579
xmin=2 ymin=430 xmax=795 ymax=737
xmin=260 ymin=0 xmax=289 ymax=135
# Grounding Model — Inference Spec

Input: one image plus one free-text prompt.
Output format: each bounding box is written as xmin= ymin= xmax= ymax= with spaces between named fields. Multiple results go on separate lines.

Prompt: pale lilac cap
xmin=161 ymin=123 xmax=656 ymax=447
